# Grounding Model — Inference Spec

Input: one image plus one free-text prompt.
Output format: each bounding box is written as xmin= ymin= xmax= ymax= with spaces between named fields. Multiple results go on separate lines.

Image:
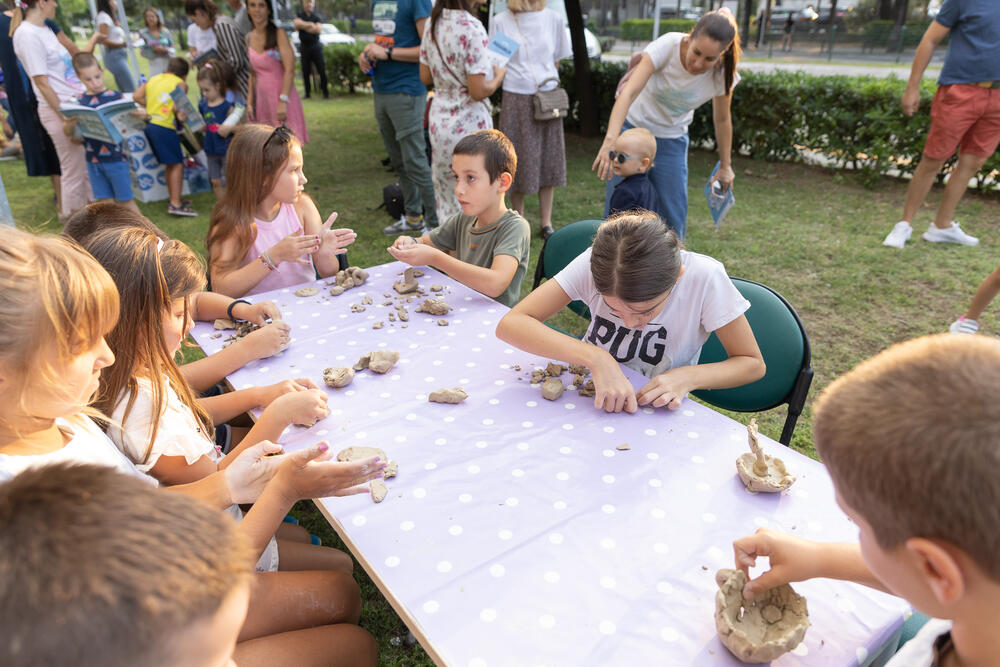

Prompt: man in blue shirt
xmin=883 ymin=0 xmax=1000 ymax=249
xmin=358 ymin=0 xmax=438 ymax=234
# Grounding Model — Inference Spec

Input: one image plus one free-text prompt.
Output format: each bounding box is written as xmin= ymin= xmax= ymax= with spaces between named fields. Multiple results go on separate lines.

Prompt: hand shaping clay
xmin=364 ymin=349 xmax=399 ymax=374
xmin=715 ymin=568 xmax=809 ymax=663
xmin=545 ymin=362 xmax=566 ymax=377
xmin=415 ymin=298 xmax=451 ymax=315
xmin=393 ymin=268 xmax=420 ymax=294
xmin=294 ymin=286 xmax=319 ymax=297
xmin=323 ymin=366 xmax=355 ymax=388
xmin=370 ymin=479 xmax=388 ymax=503
xmin=578 ymin=379 xmax=596 ymax=397
xmin=429 ymin=387 xmax=468 ymax=404
xmin=336 ymin=446 xmax=387 ymax=462
xmin=541 ymin=377 xmax=565 ymax=401
xmin=736 ymin=419 xmax=796 ymax=493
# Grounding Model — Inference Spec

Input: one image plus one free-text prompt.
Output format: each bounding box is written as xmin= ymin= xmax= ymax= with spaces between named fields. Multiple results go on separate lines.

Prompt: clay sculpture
xmin=393 ymin=268 xmax=420 ymax=294
xmin=541 ymin=377 xmax=565 ymax=401
xmin=322 ymin=367 xmax=354 ymax=388
xmin=415 ymin=298 xmax=451 ymax=316
xmin=429 ymin=387 xmax=468 ymax=404
xmin=715 ymin=568 xmax=809 ymax=663
xmin=736 ymin=419 xmax=796 ymax=493
xmin=334 ymin=266 xmax=369 ymax=289
xmin=354 ymin=350 xmax=400 ymax=374
xmin=294 ymin=286 xmax=318 ymax=297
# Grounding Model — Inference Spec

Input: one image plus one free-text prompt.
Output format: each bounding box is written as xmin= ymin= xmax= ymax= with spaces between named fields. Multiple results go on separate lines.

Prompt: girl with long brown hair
xmin=207 ymin=123 xmax=357 ymax=297
xmin=592 ymin=8 xmax=742 ymax=241
xmin=496 ymin=211 xmax=764 ymax=414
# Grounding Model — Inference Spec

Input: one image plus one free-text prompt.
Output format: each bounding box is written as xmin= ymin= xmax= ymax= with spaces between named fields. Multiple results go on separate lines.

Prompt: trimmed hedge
xmin=324 ymin=43 xmax=370 ymax=93
xmin=620 ymin=18 xmax=696 ymax=42
xmin=556 ymin=62 xmax=1000 ymax=189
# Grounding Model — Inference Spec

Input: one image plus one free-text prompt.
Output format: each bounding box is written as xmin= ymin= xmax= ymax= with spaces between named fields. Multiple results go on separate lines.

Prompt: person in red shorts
xmin=883 ymin=0 xmax=1000 ymax=249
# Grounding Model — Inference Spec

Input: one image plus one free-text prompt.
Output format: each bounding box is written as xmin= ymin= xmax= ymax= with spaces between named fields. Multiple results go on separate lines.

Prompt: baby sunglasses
xmin=608 ymin=150 xmax=642 ymax=164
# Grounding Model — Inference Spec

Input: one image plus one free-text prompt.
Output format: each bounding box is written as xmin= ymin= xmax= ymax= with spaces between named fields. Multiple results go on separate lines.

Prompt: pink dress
xmin=242 ymin=202 xmax=316 ymax=295
xmin=248 ymin=46 xmax=308 ymax=143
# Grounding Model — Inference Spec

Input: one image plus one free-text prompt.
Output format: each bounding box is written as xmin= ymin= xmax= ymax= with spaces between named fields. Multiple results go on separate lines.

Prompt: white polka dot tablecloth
xmin=191 ymin=263 xmax=910 ymax=667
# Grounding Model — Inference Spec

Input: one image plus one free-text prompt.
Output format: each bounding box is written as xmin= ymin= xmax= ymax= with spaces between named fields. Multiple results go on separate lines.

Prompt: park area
xmin=5 ymin=58 xmax=1000 ymax=662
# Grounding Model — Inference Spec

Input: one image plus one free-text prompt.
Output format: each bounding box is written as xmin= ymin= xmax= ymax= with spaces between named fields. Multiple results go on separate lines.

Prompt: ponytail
xmin=8 ymin=0 xmax=36 ymax=37
xmin=691 ymin=8 xmax=741 ymax=96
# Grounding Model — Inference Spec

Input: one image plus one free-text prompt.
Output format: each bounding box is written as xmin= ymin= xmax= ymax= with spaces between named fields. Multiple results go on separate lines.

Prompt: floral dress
xmin=419 ymin=9 xmax=493 ymax=223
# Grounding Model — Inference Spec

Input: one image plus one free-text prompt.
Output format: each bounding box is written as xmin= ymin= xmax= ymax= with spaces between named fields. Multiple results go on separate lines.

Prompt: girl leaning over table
xmin=496 ymin=211 xmax=765 ymax=414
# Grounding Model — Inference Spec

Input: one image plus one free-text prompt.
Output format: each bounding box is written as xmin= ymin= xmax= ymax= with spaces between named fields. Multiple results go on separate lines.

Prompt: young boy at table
xmin=387 ymin=129 xmax=531 ymax=308
xmin=733 ymin=334 xmax=1000 ymax=666
xmin=0 ymin=463 xmax=253 ymax=667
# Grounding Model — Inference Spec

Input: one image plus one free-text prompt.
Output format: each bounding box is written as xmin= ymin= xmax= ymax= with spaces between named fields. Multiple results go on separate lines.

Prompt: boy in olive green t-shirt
xmin=388 ymin=130 xmax=530 ymax=307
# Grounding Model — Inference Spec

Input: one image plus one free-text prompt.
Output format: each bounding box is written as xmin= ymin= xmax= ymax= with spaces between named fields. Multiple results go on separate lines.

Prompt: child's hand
xmin=217 ymin=123 xmax=234 ymax=137
xmin=317 ymin=212 xmax=356 ymax=255
xmin=270 ymin=230 xmax=320 ymax=265
xmin=733 ymin=529 xmax=822 ymax=600
xmin=266 ymin=387 xmax=330 ymax=427
xmin=273 ymin=440 xmax=386 ymax=503
xmin=176 ymin=109 xmax=187 ymax=122
xmin=386 ymin=240 xmax=437 ymax=267
xmin=238 ymin=320 xmax=291 ymax=360
xmin=590 ymin=351 xmax=638 ymax=413
xmin=232 ymin=299 xmax=283 ymax=326
xmin=129 ymin=108 xmax=149 ymax=120
xmin=635 ymin=366 xmax=694 ymax=410
xmin=223 ymin=439 xmax=284 ymax=504
xmin=255 ymin=377 xmax=319 ymax=408
xmin=61 ymin=116 xmax=78 ymax=137
xmin=391 ymin=234 xmax=417 ymax=250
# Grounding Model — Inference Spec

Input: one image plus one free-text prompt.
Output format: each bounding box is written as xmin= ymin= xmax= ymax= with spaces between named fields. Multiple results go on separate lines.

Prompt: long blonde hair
xmin=85 ymin=228 xmax=213 ymax=465
xmin=0 ymin=227 xmax=120 ymax=434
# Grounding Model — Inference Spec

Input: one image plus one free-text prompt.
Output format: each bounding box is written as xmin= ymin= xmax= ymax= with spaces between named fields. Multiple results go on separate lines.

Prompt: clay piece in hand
xmin=715 ymin=568 xmax=809 ymax=663
xmin=329 ymin=285 xmax=345 ymax=296
xmin=577 ymin=379 xmax=596 ymax=397
xmin=545 ymin=362 xmax=566 ymax=377
xmin=437 ymin=319 xmax=449 ymax=327
xmin=429 ymin=387 xmax=468 ymax=404
xmin=393 ymin=267 xmax=420 ymax=294
xmin=214 ymin=318 xmax=236 ymax=330
xmin=364 ymin=350 xmax=399 ymax=374
xmin=370 ymin=479 xmax=388 ymax=503
xmin=323 ymin=366 xmax=355 ymax=388
xmin=415 ymin=297 xmax=452 ymax=316
xmin=336 ymin=446 xmax=387 ymax=463
xmin=736 ymin=418 xmax=796 ymax=493
xmin=294 ymin=286 xmax=319 ymax=297
xmin=541 ymin=377 xmax=565 ymax=401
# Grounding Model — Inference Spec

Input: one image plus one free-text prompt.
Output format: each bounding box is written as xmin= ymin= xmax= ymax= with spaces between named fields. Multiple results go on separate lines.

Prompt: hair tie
xmin=156 ymin=238 xmax=164 ymax=253
xmin=717 ymin=6 xmax=733 ymax=17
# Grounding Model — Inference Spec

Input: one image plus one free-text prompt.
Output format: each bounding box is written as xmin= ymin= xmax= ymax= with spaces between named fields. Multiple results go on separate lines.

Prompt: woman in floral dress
xmin=419 ymin=0 xmax=504 ymax=223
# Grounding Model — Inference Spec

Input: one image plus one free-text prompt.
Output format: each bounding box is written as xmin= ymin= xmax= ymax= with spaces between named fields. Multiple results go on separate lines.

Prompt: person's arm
xmin=132 ymin=81 xmax=147 ymax=106
xmin=902 ymin=21 xmax=949 ymax=116
xmin=297 ymin=196 xmax=356 ymax=278
xmin=276 ymin=29 xmax=294 ymax=122
xmin=711 ymin=91 xmax=735 ymax=190
xmin=215 ymin=20 xmax=250 ymax=81
xmin=208 ymin=230 xmax=319 ymax=298
xmin=245 ymin=33 xmax=256 ymax=118
xmin=362 ymin=16 xmax=427 ymax=64
xmin=96 ymin=19 xmax=126 ymax=48
xmin=496 ymin=279 xmax=639 ymax=413
xmin=215 ymin=387 xmax=329 ymax=467
xmin=733 ymin=529 xmax=889 ymax=600
xmin=592 ymin=53 xmax=655 ymax=181
xmin=467 ymin=67 xmax=505 ymax=101
xmin=386 ymin=236 xmax=518 ymax=298
xmin=419 ymin=62 xmax=433 ymax=86
xmin=32 ymin=75 xmax=67 ymax=118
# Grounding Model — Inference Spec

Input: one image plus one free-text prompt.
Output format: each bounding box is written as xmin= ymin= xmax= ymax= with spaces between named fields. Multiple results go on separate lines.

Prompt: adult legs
xmin=375 ymin=92 xmax=437 ymax=227
xmin=103 ymin=48 xmax=136 ymax=93
xmin=428 ymin=117 xmax=460 ymax=223
xmin=308 ymin=45 xmax=328 ymax=97
xmin=539 ymin=186 xmax=554 ymax=230
xmin=301 ymin=52 xmax=313 ymax=98
xmin=932 ymin=151 xmax=990 ymax=228
xmin=36 ymin=102 xmax=91 ymax=218
xmin=964 ymin=265 xmax=1000 ymax=320
xmin=646 ymin=133 xmax=689 ymax=240
xmin=899 ymin=155 xmax=947 ymax=225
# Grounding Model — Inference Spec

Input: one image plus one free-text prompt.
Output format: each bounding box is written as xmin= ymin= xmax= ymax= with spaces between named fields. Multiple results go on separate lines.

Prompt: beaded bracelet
xmin=258 ymin=253 xmax=276 ymax=271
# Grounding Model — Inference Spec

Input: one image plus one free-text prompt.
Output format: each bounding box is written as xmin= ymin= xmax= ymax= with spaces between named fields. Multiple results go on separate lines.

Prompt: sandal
xmin=540 ymin=225 xmax=555 ymax=241
xmin=168 ymin=203 xmax=199 ymax=217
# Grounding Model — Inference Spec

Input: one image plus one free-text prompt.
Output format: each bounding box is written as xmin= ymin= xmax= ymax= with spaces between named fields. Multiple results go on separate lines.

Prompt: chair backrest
xmin=691 ymin=278 xmax=810 ymax=412
xmin=532 ymin=219 xmax=603 ymax=320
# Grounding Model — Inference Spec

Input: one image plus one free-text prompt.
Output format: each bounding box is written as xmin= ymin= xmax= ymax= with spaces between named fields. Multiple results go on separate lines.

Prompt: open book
xmin=704 ymin=161 xmax=735 ymax=228
xmin=59 ymin=95 xmax=144 ymax=144
xmin=193 ymin=48 xmax=221 ymax=67
xmin=169 ymin=86 xmax=206 ymax=133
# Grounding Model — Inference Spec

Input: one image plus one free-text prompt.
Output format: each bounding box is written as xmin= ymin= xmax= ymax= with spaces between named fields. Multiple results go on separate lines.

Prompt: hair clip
xmin=203 ymin=62 xmax=213 ymax=69
xmin=156 ymin=238 xmax=164 ymax=253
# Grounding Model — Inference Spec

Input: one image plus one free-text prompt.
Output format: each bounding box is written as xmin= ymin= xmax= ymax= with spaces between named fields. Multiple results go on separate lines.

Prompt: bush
xmin=620 ymin=18 xmax=695 ymax=42
xmin=330 ymin=19 xmax=349 ymax=32
xmin=353 ymin=19 xmax=373 ymax=34
xmin=324 ymin=43 xmax=370 ymax=93
xmin=556 ymin=63 xmax=1000 ymax=189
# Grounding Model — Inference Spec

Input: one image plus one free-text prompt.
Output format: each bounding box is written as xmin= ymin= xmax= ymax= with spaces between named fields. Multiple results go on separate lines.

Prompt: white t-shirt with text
xmin=554 ymin=248 xmax=749 ymax=379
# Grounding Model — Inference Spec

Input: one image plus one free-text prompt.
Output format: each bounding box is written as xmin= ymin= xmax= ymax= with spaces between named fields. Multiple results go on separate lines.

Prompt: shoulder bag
xmin=513 ymin=14 xmax=568 ymax=121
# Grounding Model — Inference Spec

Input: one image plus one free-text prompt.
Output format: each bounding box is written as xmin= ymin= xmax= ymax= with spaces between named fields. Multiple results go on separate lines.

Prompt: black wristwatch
xmin=386 ymin=46 xmax=393 ymax=61
xmin=227 ymin=299 xmax=251 ymax=322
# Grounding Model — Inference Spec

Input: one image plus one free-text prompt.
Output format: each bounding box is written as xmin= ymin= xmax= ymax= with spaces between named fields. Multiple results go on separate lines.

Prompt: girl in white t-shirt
xmin=592 ymin=9 xmax=742 ymax=241
xmin=497 ymin=211 xmax=765 ymax=413
xmin=0 ymin=226 xmax=385 ymax=664
xmin=95 ymin=0 xmax=135 ymax=92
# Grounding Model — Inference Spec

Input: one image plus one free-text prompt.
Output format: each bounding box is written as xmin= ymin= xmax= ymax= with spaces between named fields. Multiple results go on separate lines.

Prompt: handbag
xmin=512 ymin=14 xmax=569 ymax=121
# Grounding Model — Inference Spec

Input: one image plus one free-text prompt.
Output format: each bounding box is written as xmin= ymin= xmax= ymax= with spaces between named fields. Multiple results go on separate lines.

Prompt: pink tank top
xmin=243 ymin=202 xmax=316 ymax=295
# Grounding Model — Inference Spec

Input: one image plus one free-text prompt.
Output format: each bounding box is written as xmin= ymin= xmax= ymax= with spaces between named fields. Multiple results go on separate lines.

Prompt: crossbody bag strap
xmin=512 ymin=13 xmax=540 ymax=93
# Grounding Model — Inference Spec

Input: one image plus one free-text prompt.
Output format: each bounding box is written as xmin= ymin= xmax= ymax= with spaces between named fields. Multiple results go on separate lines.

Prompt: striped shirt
xmin=213 ymin=15 xmax=250 ymax=99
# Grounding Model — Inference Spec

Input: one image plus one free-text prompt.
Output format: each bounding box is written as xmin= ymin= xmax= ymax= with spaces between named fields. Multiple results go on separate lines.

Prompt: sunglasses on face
xmin=608 ymin=150 xmax=641 ymax=164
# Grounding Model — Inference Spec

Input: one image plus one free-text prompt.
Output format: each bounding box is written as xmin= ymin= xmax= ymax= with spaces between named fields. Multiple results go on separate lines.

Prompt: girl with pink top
xmin=207 ymin=124 xmax=356 ymax=297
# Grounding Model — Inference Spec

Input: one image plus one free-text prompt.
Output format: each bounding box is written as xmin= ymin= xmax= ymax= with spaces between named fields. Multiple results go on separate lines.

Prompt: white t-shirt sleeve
xmin=697 ymin=257 xmax=750 ymax=333
xmin=14 ymin=25 xmax=48 ymax=79
xmin=644 ymin=31 xmax=680 ymax=70
xmin=885 ymin=618 xmax=951 ymax=667
xmin=552 ymin=11 xmax=571 ymax=61
xmin=552 ymin=247 xmax=595 ymax=304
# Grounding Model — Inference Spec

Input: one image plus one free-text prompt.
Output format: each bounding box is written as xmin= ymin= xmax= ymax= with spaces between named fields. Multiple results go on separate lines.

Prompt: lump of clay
xmin=384 ymin=461 xmax=398 ymax=479
xmin=214 ymin=318 xmax=236 ymax=330
xmin=361 ymin=295 xmax=373 ymax=305
xmin=736 ymin=419 xmax=796 ymax=493
xmin=355 ymin=349 xmax=399 ymax=374
xmin=530 ymin=369 xmax=546 ymax=384
xmin=568 ymin=364 xmax=589 ymax=376
xmin=577 ymin=379 xmax=596 ymax=397
xmin=337 ymin=445 xmax=387 ymax=463
xmin=541 ymin=378 xmax=565 ymax=401
xmin=429 ymin=387 xmax=468 ymax=404
xmin=715 ymin=568 xmax=809 ymax=663
xmin=334 ymin=266 xmax=370 ymax=290
xmin=329 ymin=285 xmax=345 ymax=296
xmin=545 ymin=362 xmax=566 ymax=377
xmin=415 ymin=298 xmax=451 ymax=315
xmin=323 ymin=367 xmax=355 ymax=388
xmin=430 ymin=284 xmax=443 ymax=292
xmin=351 ymin=304 xmax=366 ymax=313
xmin=294 ymin=286 xmax=318 ymax=297
xmin=393 ymin=267 xmax=420 ymax=294
xmin=372 ymin=321 xmax=384 ymax=330
xmin=353 ymin=352 xmax=371 ymax=371
xmin=572 ymin=373 xmax=586 ymax=387
xmin=437 ymin=319 xmax=449 ymax=327
xmin=370 ymin=479 xmax=388 ymax=503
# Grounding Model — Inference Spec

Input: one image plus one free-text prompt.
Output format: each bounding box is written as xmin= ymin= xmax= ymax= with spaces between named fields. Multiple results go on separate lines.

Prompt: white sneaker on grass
xmin=923 ymin=221 xmax=979 ymax=246
xmin=949 ymin=317 xmax=979 ymax=334
xmin=883 ymin=221 xmax=912 ymax=248
xmin=382 ymin=215 xmax=423 ymax=236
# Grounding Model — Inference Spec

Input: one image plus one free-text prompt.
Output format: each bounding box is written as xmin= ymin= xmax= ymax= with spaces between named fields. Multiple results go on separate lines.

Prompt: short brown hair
xmin=184 ymin=0 xmax=219 ymax=20
xmin=166 ymin=56 xmax=190 ymax=79
xmin=590 ymin=210 xmax=683 ymax=303
xmin=814 ymin=334 xmax=1000 ymax=583
xmin=452 ymin=129 xmax=517 ymax=184
xmin=0 ymin=464 xmax=253 ymax=667
xmin=71 ymin=51 xmax=100 ymax=73
xmin=62 ymin=201 xmax=170 ymax=245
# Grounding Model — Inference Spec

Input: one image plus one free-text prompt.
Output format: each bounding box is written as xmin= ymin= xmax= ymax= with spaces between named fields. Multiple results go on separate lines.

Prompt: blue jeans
xmin=102 ymin=47 xmax=135 ymax=93
xmin=605 ymin=122 xmax=689 ymax=240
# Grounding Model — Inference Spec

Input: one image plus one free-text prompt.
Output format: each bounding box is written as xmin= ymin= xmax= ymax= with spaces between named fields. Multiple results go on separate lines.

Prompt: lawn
xmin=6 ymin=90 xmax=1000 ymax=664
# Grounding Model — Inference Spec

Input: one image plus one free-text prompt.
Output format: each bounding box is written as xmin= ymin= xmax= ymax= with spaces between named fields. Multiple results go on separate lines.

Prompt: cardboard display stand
xmin=124 ymin=129 xmax=211 ymax=203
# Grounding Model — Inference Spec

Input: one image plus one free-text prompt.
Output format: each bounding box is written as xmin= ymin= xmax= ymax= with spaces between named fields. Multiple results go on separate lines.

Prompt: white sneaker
xmin=382 ymin=215 xmax=423 ymax=236
xmin=883 ymin=221 xmax=912 ymax=248
xmin=949 ymin=317 xmax=979 ymax=334
xmin=922 ymin=221 xmax=979 ymax=246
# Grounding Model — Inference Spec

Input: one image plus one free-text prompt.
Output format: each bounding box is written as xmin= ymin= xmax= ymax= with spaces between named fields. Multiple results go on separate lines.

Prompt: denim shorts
xmin=145 ymin=123 xmax=184 ymax=165
xmin=86 ymin=159 xmax=134 ymax=201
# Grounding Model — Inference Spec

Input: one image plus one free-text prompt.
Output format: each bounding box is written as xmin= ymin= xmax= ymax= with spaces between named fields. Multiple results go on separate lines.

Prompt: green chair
xmin=531 ymin=219 xmax=603 ymax=320
xmin=691 ymin=278 xmax=813 ymax=446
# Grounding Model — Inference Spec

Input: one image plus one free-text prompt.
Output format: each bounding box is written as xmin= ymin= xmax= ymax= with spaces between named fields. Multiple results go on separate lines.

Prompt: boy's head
xmin=167 ymin=56 xmax=191 ymax=79
xmin=451 ymin=129 xmax=516 ymax=217
xmin=814 ymin=334 xmax=1000 ymax=614
xmin=0 ymin=463 xmax=254 ymax=667
xmin=611 ymin=128 xmax=655 ymax=177
xmin=71 ymin=52 xmax=106 ymax=95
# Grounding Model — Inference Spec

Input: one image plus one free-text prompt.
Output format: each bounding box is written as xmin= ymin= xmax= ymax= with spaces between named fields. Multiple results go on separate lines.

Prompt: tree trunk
xmin=740 ymin=0 xmax=756 ymax=49
xmin=763 ymin=0 xmax=772 ymax=45
xmin=565 ymin=0 xmax=599 ymax=136
xmin=828 ymin=0 xmax=838 ymax=25
xmin=878 ymin=0 xmax=892 ymax=20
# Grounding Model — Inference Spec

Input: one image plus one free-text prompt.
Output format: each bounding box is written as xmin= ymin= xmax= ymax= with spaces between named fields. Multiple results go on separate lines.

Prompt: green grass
xmin=7 ymin=90 xmax=1000 ymax=664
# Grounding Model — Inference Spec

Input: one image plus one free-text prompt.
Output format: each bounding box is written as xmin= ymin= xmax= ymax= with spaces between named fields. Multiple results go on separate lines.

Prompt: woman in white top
xmin=419 ymin=0 xmax=505 ymax=223
xmin=95 ymin=0 xmax=134 ymax=92
xmin=496 ymin=210 xmax=765 ymax=414
xmin=11 ymin=0 xmax=92 ymax=219
xmin=490 ymin=0 xmax=570 ymax=240
xmin=593 ymin=9 xmax=741 ymax=241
